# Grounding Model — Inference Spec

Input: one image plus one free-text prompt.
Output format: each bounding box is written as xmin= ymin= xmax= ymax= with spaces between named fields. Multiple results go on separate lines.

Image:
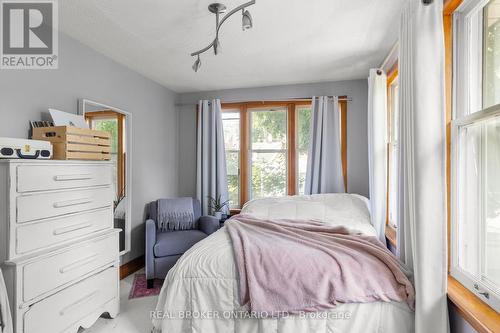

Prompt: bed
xmin=152 ymin=194 xmax=414 ymax=333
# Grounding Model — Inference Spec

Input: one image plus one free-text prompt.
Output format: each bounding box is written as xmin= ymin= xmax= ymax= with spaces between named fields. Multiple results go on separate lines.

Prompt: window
xmin=452 ymin=0 xmax=500 ymax=312
xmin=221 ymin=101 xmax=345 ymax=209
xmin=296 ymin=106 xmax=312 ymax=195
xmin=385 ymin=64 xmax=399 ymax=247
xmin=85 ymin=111 xmax=126 ymax=200
xmin=387 ymin=76 xmax=399 ymax=230
xmin=250 ymin=108 xmax=288 ymax=199
xmin=222 ymin=111 xmax=241 ymax=208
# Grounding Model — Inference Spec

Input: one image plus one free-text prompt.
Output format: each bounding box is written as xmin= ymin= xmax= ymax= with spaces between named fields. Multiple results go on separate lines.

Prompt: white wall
xmin=0 ymin=34 xmax=179 ymax=264
xmin=176 ymin=79 xmax=369 ymax=199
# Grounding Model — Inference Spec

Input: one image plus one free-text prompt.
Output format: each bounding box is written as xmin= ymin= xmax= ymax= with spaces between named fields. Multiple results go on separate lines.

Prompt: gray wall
xmin=449 ymin=303 xmax=478 ymax=333
xmin=0 ymin=34 xmax=179 ymax=264
xmin=176 ymin=79 xmax=369 ymax=199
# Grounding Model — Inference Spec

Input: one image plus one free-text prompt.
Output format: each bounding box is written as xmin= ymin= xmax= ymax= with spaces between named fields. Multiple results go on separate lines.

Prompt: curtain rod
xmin=175 ymin=96 xmax=352 ymax=107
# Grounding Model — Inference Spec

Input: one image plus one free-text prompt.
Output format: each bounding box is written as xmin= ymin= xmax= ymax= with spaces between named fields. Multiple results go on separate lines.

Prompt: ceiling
xmin=60 ymin=0 xmax=403 ymax=93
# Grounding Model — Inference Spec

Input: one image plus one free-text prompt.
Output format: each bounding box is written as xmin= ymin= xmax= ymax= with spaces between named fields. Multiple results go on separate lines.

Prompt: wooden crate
xmin=32 ymin=126 xmax=111 ymax=160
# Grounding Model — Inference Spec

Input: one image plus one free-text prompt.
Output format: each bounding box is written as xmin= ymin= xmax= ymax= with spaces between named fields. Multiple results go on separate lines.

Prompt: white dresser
xmin=0 ymin=160 xmax=120 ymax=333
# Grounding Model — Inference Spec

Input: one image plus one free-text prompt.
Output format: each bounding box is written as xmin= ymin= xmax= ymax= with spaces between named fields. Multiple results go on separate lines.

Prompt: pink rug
xmin=129 ymin=273 xmax=164 ymax=299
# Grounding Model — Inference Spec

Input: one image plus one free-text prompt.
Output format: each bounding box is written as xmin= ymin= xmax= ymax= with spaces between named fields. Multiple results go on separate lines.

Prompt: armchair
xmin=145 ymin=198 xmax=220 ymax=288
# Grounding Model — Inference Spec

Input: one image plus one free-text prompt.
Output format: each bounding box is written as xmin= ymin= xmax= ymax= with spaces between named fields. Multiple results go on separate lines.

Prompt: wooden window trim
xmin=385 ymin=62 xmax=398 ymax=248
xmin=443 ymin=0 xmax=500 ymax=331
xmin=222 ymin=99 xmax=348 ymax=209
xmin=85 ymin=110 xmax=125 ymax=198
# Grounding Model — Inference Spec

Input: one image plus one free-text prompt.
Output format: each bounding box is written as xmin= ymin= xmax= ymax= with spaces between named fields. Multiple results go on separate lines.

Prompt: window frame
xmin=222 ymin=99 xmax=347 ymax=211
xmin=451 ymin=0 xmax=500 ymax=314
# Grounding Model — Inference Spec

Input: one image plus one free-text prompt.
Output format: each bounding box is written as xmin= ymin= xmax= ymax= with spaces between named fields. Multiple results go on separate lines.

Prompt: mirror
xmin=79 ymin=99 xmax=132 ymax=255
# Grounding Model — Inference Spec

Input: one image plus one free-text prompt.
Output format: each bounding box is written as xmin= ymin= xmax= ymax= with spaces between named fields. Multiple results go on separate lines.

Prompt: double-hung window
xmin=222 ymin=110 xmax=241 ymax=209
xmin=249 ymin=107 xmax=288 ymax=199
xmin=387 ymin=76 xmax=399 ymax=232
xmin=221 ymin=101 xmax=346 ymax=210
xmin=85 ymin=111 xmax=126 ymax=200
xmin=452 ymin=0 xmax=500 ymax=312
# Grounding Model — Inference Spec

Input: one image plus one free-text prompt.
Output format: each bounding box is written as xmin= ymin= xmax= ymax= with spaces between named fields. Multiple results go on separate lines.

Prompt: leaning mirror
xmin=78 ymin=99 xmax=132 ymax=255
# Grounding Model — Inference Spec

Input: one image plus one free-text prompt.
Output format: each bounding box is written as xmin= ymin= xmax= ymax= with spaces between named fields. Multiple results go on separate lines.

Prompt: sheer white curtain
xmin=304 ymin=96 xmax=345 ymax=194
xmin=367 ymin=69 xmax=388 ymax=243
xmin=196 ymin=99 xmax=229 ymax=215
xmin=397 ymin=1 xmax=448 ymax=332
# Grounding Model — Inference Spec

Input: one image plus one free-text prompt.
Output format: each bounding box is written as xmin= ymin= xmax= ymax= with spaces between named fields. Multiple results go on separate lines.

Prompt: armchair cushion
xmin=199 ymin=215 xmax=220 ymax=235
xmin=154 ymin=230 xmax=207 ymax=257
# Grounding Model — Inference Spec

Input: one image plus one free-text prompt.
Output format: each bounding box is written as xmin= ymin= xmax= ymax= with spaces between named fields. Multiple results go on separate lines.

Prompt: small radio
xmin=0 ymin=137 xmax=52 ymax=159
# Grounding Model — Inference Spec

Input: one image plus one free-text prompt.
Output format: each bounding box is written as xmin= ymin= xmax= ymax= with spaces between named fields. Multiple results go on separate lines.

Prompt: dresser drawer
xmin=15 ymin=208 xmax=112 ymax=256
xmin=23 ymin=266 xmax=118 ymax=333
xmin=16 ymin=163 xmax=112 ymax=193
xmin=16 ymin=187 xmax=113 ymax=223
xmin=22 ymin=231 xmax=118 ymax=302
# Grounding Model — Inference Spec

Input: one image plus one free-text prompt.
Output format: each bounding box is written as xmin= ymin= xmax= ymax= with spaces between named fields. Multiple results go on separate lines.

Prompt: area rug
xmin=129 ymin=273 xmax=164 ymax=299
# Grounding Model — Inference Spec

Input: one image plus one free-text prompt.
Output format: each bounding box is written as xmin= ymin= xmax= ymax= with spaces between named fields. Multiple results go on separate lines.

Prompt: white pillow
xmin=240 ymin=193 xmax=376 ymax=236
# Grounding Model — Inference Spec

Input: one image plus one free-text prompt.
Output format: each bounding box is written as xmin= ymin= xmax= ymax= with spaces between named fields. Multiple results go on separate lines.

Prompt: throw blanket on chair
xmin=157 ymin=198 xmax=195 ymax=231
xmin=226 ymin=214 xmax=415 ymax=314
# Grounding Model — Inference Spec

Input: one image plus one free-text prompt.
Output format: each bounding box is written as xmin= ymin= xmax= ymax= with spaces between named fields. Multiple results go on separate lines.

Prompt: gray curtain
xmin=304 ymin=96 xmax=345 ymax=194
xmin=196 ymin=99 xmax=229 ymax=215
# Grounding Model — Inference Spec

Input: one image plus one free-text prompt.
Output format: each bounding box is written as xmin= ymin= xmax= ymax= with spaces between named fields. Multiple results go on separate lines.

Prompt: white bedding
xmin=153 ymin=194 xmax=414 ymax=333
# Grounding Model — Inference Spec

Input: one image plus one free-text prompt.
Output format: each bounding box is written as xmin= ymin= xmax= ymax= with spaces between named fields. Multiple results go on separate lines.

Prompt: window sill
xmin=447 ymin=276 xmax=500 ymax=333
xmin=385 ymin=226 xmax=397 ymax=248
xmin=229 ymin=209 xmax=241 ymax=216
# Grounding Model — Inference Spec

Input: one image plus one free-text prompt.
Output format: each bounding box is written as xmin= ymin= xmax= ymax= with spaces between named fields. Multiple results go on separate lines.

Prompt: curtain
xmin=0 ymin=268 xmax=13 ymax=333
xmin=367 ymin=69 xmax=388 ymax=243
xmin=304 ymin=96 xmax=345 ymax=194
xmin=196 ymin=99 xmax=229 ymax=216
xmin=397 ymin=1 xmax=448 ymax=332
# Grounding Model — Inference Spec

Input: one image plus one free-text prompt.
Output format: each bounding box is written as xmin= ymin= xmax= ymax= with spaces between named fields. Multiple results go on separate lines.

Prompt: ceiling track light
xmin=192 ymin=55 xmax=201 ymax=72
xmin=191 ymin=0 xmax=256 ymax=72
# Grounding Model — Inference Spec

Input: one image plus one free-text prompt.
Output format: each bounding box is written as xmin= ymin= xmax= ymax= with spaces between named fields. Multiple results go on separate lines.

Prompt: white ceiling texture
xmin=60 ymin=0 xmax=403 ymax=93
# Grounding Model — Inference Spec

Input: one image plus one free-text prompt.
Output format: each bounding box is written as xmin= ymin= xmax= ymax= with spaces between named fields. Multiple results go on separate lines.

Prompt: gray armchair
xmin=145 ymin=198 xmax=219 ymax=288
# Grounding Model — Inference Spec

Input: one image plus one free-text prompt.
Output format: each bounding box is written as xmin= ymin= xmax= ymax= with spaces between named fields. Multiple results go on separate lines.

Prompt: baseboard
xmin=120 ymin=255 xmax=145 ymax=280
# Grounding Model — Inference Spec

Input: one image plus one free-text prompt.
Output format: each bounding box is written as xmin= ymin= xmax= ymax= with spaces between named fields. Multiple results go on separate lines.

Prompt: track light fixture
xmin=192 ymin=55 xmax=201 ymax=72
xmin=191 ymin=1 xmax=256 ymax=72
xmin=214 ymin=37 xmax=221 ymax=55
xmin=242 ymin=9 xmax=252 ymax=30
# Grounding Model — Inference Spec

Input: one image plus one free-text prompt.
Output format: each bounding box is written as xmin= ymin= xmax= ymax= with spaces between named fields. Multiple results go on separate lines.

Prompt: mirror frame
xmin=78 ymin=98 xmax=132 ymax=256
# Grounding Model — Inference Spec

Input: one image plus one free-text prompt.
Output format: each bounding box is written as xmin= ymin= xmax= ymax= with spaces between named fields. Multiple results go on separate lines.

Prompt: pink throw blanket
xmin=226 ymin=214 xmax=415 ymax=314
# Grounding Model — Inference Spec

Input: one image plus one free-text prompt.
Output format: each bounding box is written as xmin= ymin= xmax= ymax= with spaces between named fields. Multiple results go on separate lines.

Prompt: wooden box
xmin=32 ymin=126 xmax=111 ymax=160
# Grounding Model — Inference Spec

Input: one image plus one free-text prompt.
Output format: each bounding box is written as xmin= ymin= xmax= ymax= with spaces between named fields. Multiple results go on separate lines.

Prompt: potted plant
xmin=207 ymin=194 xmax=229 ymax=220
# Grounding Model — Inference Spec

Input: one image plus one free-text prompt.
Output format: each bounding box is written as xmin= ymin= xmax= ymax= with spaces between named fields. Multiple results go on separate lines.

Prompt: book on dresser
xmin=0 ymin=159 xmax=120 ymax=333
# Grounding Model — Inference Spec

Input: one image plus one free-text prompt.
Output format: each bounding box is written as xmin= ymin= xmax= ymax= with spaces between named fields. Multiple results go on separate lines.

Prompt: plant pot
xmin=214 ymin=211 xmax=222 ymax=220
